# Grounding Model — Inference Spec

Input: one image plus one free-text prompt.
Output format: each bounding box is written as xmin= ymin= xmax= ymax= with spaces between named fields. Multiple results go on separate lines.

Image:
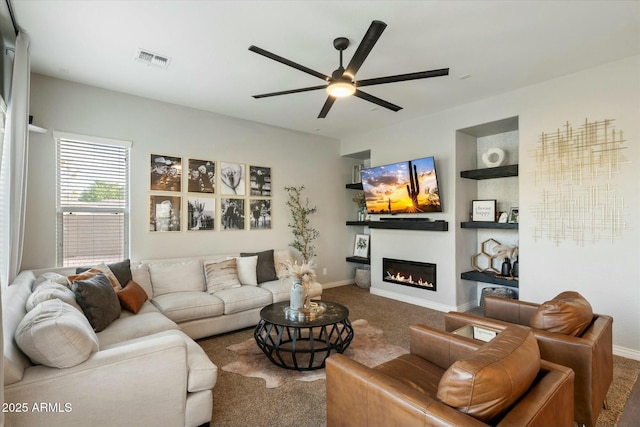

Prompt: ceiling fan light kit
xmin=249 ymin=20 xmax=449 ymax=118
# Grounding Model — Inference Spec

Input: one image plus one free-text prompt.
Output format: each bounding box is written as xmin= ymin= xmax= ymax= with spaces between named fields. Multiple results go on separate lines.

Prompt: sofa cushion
xmin=530 ymin=291 xmax=593 ymax=336
xmin=15 ymin=299 xmax=99 ymax=368
xmin=214 ymin=286 xmax=273 ymax=315
xmin=437 ymin=325 xmax=540 ymax=423
xmin=148 ymin=259 xmax=205 ymax=296
xmin=117 ymin=280 xmax=148 ymax=314
xmin=236 ymin=255 xmax=258 ymax=286
xmin=131 ymin=263 xmax=154 ymax=299
xmin=240 ymin=249 xmax=278 ymax=283
xmin=96 ymin=311 xmax=179 ymax=348
xmin=152 ymin=292 xmax=224 ymax=323
xmin=68 ymin=264 xmax=122 ymax=291
xmin=32 ymin=272 xmax=70 ymax=290
xmin=26 ymin=281 xmax=82 ymax=313
xmin=76 ymin=259 xmax=132 ymax=290
xmin=72 ymin=272 xmax=122 ymax=332
xmin=204 ymin=258 xmax=242 ymax=293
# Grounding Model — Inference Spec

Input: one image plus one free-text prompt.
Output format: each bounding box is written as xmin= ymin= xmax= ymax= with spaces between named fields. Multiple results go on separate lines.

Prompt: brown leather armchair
xmin=326 ymin=323 xmax=574 ymax=427
xmin=445 ymin=295 xmax=613 ymax=427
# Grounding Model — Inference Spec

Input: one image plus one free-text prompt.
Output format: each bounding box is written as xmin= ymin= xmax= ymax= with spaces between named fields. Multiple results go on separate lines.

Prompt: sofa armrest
xmin=5 ymin=334 xmax=189 ymax=427
xmin=326 ymin=354 xmax=487 ymax=427
xmin=408 ymin=324 xmax=482 ymax=370
xmin=484 ymin=296 xmax=539 ymax=325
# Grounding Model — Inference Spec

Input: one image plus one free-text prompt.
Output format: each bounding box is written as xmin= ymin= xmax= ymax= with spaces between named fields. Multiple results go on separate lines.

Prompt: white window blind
xmin=56 ymin=134 xmax=130 ymax=267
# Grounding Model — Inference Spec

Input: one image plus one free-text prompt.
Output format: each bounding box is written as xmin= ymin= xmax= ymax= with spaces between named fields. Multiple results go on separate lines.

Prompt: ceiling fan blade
xmin=249 ymin=45 xmax=329 ymax=81
xmin=253 ymin=85 xmax=327 ymax=99
xmin=344 ymin=20 xmax=387 ymax=79
xmin=357 ymin=68 xmax=449 ymax=87
xmin=318 ymin=96 xmax=336 ymax=118
xmin=354 ymin=89 xmax=402 ymax=112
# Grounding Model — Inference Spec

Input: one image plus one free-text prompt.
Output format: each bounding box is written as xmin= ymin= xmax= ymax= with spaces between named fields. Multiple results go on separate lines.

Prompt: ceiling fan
xmin=249 ymin=20 xmax=449 ymax=118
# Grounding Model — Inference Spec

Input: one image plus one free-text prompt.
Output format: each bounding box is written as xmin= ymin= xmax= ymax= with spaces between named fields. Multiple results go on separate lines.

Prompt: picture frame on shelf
xmin=150 ymin=153 xmax=182 ymax=192
xmin=353 ymin=234 xmax=370 ymax=258
xmin=186 ymin=197 xmax=215 ymax=231
xmin=149 ymin=195 xmax=181 ymax=232
xmin=508 ymin=207 xmax=519 ymax=223
xmin=472 ymin=199 xmax=496 ymax=222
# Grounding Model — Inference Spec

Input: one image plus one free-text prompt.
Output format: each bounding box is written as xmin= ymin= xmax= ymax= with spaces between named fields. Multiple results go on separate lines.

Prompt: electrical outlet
xmin=322 ymin=267 xmax=328 ymax=276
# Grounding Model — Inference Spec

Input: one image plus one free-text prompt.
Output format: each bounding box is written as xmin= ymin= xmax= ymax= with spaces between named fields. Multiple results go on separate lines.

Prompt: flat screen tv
xmin=360 ymin=156 xmax=442 ymax=214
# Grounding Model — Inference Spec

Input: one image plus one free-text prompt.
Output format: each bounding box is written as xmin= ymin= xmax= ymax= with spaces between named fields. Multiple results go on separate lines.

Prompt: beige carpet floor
xmin=197 ymin=285 xmax=639 ymax=427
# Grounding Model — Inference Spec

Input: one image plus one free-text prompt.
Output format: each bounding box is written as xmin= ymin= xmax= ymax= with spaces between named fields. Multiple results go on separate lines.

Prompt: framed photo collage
xmin=149 ymin=154 xmax=271 ymax=232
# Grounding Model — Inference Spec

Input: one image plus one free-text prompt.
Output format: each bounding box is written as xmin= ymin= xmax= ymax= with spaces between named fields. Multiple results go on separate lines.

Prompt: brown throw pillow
xmin=437 ymin=326 xmax=540 ymax=423
xmin=530 ymin=291 xmax=593 ymax=336
xmin=117 ymin=280 xmax=148 ymax=314
xmin=240 ymin=249 xmax=278 ymax=283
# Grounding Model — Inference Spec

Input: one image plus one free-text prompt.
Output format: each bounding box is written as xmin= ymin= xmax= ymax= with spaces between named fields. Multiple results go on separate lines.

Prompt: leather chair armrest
xmin=408 ymin=324 xmax=482 ymax=370
xmin=484 ymin=296 xmax=539 ymax=325
xmin=497 ymin=360 xmax=575 ymax=427
xmin=443 ymin=311 xmax=511 ymax=334
xmin=326 ymin=354 xmax=487 ymax=427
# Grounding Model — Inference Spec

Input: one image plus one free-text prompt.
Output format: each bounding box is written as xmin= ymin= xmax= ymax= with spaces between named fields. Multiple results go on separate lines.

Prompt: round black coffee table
xmin=254 ymin=300 xmax=354 ymax=371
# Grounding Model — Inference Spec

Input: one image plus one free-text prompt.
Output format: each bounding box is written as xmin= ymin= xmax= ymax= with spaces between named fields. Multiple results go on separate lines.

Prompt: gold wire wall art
xmin=531 ymin=119 xmax=627 ymax=245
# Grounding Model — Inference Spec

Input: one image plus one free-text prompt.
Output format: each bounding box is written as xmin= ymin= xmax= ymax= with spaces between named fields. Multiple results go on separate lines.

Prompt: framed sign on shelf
xmin=472 ymin=200 xmax=496 ymax=222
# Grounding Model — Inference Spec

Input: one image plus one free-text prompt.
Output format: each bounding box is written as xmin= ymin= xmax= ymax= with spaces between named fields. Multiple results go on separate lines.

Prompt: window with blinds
xmin=56 ymin=134 xmax=131 ymax=267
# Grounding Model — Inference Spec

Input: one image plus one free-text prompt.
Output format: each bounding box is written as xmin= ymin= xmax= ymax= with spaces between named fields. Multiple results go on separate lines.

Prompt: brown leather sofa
xmin=444 ymin=293 xmax=613 ymax=427
xmin=326 ymin=323 xmax=574 ymax=427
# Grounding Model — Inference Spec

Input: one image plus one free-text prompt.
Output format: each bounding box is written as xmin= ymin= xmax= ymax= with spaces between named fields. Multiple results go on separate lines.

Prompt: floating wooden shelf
xmin=346 ymin=221 xmax=369 ymax=226
xmin=345 ymin=183 xmax=363 ymax=190
xmin=461 ymin=222 xmax=518 ymax=230
xmin=460 ymin=164 xmax=518 ymax=180
xmin=461 ymin=270 xmax=519 ymax=288
xmin=346 ymin=256 xmax=370 ymax=265
xmin=368 ymin=221 xmax=448 ymax=231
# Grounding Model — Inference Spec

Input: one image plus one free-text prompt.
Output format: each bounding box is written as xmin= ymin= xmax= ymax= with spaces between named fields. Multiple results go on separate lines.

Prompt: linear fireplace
xmin=383 ymin=258 xmax=436 ymax=292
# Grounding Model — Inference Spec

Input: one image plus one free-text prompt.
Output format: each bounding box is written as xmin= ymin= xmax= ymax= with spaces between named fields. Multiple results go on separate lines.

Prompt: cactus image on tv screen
xmin=361 ymin=156 xmax=442 ymax=214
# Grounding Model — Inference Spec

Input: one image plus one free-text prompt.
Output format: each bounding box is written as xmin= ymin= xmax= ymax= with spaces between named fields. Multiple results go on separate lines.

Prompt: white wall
xmin=23 ymin=74 xmax=352 ymax=285
xmin=341 ymin=55 xmax=640 ymax=356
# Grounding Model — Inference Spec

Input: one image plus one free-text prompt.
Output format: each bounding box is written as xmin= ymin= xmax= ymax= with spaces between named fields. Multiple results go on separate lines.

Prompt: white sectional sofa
xmin=2 ymin=249 xmax=322 ymax=427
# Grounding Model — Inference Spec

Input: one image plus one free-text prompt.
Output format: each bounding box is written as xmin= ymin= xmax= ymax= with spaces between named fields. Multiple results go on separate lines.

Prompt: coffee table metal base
xmin=254 ymin=318 xmax=354 ymax=371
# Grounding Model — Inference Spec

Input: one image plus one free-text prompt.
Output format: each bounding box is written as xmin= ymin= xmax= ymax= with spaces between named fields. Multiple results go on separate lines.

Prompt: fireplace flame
xmin=386 ymin=271 xmax=433 ymax=288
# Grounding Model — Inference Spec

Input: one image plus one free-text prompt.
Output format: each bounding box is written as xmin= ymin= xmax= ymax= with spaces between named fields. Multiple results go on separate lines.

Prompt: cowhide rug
xmin=221 ymin=319 xmax=408 ymax=388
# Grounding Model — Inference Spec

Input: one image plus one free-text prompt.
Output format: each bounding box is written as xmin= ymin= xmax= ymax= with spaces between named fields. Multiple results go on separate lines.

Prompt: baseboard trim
xmin=614 ymin=345 xmax=640 ymax=361
xmin=321 ymin=279 xmax=353 ymax=289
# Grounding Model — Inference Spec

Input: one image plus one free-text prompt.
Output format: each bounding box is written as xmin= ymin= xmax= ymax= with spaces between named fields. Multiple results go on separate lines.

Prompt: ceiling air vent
xmin=135 ymin=49 xmax=171 ymax=69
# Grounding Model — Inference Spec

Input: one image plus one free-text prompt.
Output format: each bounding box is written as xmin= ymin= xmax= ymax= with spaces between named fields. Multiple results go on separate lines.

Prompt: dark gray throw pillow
xmin=76 ymin=259 xmax=132 ymax=288
xmin=72 ymin=272 xmax=121 ymax=332
xmin=240 ymin=249 xmax=278 ymax=284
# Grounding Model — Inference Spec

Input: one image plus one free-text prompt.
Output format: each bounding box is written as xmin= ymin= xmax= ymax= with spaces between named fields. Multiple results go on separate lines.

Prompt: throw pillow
xmin=131 ymin=263 xmax=153 ymax=299
xmin=75 ymin=259 xmax=132 ymax=289
xmin=26 ymin=281 xmax=82 ymax=313
xmin=240 ymin=249 xmax=278 ymax=283
xmin=68 ymin=264 xmax=122 ymax=291
xmin=530 ymin=291 xmax=593 ymax=336
xmin=72 ymin=272 xmax=122 ymax=332
xmin=15 ymin=299 xmax=99 ymax=368
xmin=236 ymin=256 xmax=258 ymax=286
xmin=116 ymin=280 xmax=148 ymax=314
xmin=437 ymin=325 xmax=540 ymax=423
xmin=148 ymin=259 xmax=205 ymax=296
xmin=204 ymin=258 xmax=242 ymax=293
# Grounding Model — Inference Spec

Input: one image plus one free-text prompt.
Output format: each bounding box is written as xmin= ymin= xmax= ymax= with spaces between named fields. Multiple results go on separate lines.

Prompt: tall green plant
xmin=284 ymin=185 xmax=319 ymax=263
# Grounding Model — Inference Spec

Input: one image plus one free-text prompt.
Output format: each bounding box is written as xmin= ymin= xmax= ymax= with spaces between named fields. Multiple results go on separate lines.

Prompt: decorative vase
xmin=512 ymin=257 xmax=519 ymax=278
xmin=501 ymin=258 xmax=512 ymax=277
xmin=290 ymin=278 xmax=306 ymax=311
